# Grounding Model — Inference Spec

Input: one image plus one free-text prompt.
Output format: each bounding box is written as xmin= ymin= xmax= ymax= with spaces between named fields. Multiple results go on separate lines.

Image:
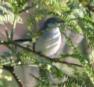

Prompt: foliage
xmin=0 ymin=0 xmax=94 ymax=87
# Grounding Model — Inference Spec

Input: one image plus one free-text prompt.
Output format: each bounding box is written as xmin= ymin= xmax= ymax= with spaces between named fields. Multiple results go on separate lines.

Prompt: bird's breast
xmin=35 ymin=28 xmax=61 ymax=57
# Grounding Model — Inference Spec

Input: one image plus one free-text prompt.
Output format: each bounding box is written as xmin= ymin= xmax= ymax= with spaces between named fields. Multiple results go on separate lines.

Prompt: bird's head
xmin=41 ymin=17 xmax=64 ymax=31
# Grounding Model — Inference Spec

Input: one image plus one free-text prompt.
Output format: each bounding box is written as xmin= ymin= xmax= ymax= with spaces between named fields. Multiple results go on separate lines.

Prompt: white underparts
xmin=35 ymin=27 xmax=61 ymax=57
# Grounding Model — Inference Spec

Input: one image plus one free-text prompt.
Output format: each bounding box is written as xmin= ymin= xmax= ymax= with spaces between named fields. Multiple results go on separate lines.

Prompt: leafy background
xmin=0 ymin=0 xmax=94 ymax=87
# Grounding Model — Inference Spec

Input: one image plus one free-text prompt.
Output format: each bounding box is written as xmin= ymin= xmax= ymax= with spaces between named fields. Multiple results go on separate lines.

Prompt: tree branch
xmin=0 ymin=39 xmax=83 ymax=67
xmin=14 ymin=42 xmax=83 ymax=67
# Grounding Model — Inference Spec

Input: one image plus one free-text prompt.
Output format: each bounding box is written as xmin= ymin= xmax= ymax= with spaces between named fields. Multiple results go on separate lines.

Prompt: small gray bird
xmin=35 ymin=17 xmax=64 ymax=57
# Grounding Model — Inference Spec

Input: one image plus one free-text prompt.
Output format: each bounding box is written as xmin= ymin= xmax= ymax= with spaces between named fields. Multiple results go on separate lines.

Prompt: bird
xmin=35 ymin=17 xmax=64 ymax=58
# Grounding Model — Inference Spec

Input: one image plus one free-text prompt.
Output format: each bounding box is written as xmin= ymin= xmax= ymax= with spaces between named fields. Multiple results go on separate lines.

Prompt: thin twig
xmin=0 ymin=38 xmax=32 ymax=45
